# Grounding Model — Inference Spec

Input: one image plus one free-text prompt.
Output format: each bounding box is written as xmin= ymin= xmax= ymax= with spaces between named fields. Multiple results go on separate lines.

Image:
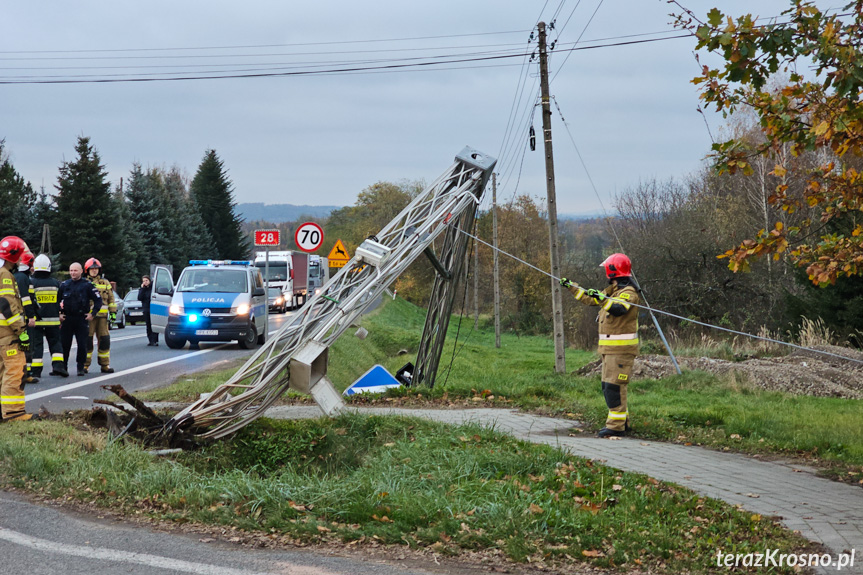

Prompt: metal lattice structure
xmin=164 ymin=147 xmax=496 ymax=440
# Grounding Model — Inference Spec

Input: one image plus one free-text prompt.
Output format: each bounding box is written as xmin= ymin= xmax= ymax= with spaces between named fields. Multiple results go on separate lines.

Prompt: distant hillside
xmin=238 ymin=203 xmax=342 ymax=223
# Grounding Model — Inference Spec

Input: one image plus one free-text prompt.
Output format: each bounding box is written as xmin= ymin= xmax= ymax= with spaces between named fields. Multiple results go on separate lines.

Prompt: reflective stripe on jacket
xmin=568 ymin=280 xmax=640 ymax=355
xmin=0 ymin=262 xmax=27 ymax=345
xmin=89 ymin=277 xmax=116 ymax=316
xmin=31 ymin=273 xmax=61 ymax=327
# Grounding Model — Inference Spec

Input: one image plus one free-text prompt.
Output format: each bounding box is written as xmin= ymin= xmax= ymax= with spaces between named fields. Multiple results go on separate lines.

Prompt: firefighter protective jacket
xmin=13 ymin=269 xmax=36 ymax=319
xmin=88 ymin=277 xmax=115 ymax=317
xmin=0 ymin=260 xmax=27 ymax=346
xmin=31 ymin=272 xmax=61 ymax=327
xmin=568 ymin=278 xmax=640 ymax=355
xmin=59 ymin=277 xmax=102 ymax=317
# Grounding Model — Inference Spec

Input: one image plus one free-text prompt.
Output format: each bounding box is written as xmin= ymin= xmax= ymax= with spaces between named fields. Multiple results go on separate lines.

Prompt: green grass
xmin=0 ymin=415 xmax=812 ymax=573
xmin=142 ymin=297 xmax=863 ymax=483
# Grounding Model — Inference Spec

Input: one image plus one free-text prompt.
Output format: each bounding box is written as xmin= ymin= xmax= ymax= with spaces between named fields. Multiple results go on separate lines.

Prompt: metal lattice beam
xmin=163 ymin=147 xmax=496 ymax=441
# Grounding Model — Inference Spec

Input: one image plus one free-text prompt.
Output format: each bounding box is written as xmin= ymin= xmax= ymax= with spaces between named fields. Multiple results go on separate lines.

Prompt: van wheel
xmin=165 ymin=335 xmax=187 ymax=349
xmin=239 ymin=324 xmax=258 ymax=349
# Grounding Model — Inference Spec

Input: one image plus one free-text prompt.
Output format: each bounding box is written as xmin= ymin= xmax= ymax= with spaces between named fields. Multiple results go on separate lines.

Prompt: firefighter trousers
xmin=0 ymin=341 xmax=26 ymax=420
xmin=31 ymin=325 xmax=64 ymax=377
xmin=600 ymin=353 xmax=636 ymax=432
xmin=84 ymin=315 xmax=110 ymax=369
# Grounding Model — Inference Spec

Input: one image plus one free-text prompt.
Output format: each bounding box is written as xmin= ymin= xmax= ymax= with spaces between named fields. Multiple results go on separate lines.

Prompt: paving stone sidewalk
xmin=264 ymin=405 xmax=863 ymax=571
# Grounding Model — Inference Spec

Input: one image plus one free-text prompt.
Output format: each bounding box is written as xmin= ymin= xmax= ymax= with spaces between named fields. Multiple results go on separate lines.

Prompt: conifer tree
xmin=190 ymin=150 xmax=247 ymax=259
xmin=111 ymin=185 xmax=147 ymax=290
xmin=125 ymin=163 xmax=167 ymax=265
xmin=161 ymin=167 xmax=193 ymax=270
xmin=53 ymin=136 xmax=126 ymax=276
xmin=0 ymin=140 xmax=40 ymax=247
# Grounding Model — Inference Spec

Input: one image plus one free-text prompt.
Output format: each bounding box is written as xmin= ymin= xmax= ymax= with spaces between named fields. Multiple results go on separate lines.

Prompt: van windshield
xmin=255 ymin=261 xmax=289 ymax=282
xmin=177 ymin=269 xmax=248 ymax=293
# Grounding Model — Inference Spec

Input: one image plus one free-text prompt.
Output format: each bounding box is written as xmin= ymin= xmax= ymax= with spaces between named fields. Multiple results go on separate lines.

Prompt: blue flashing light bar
xmin=189 ymin=260 xmax=253 ymax=266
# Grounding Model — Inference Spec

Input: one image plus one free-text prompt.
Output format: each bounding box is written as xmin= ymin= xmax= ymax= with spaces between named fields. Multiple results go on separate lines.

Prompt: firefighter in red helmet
xmin=0 ymin=236 xmax=35 ymax=421
xmin=560 ymin=253 xmax=639 ymax=437
xmin=83 ymin=257 xmax=116 ymax=374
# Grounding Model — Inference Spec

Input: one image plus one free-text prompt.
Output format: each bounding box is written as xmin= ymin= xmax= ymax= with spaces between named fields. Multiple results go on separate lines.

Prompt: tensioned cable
xmin=495 ymin=2 xmax=552 ymax=203
xmin=453 ymin=225 xmax=863 ymax=366
xmin=551 ymin=95 xmax=682 ymax=373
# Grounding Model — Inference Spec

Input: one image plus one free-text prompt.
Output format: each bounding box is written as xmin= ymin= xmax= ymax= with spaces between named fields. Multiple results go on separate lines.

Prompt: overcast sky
xmin=2 ymin=0 xmax=795 ymax=215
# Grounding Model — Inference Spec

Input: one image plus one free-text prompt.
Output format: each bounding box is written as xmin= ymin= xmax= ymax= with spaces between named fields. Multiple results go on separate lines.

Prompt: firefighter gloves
xmin=559 ymin=277 xmax=573 ymax=288
xmin=586 ymin=288 xmax=606 ymax=301
xmin=18 ymin=332 xmax=30 ymax=352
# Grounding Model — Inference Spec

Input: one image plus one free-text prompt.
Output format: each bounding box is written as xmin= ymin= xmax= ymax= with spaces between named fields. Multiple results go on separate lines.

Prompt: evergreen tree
xmin=167 ymin=166 xmax=216 ymax=261
xmin=159 ymin=167 xmax=191 ymax=270
xmin=190 ymin=150 xmax=247 ymax=259
xmin=53 ymin=136 xmax=126 ymax=276
xmin=125 ymin=163 xmax=167 ymax=265
xmin=111 ymin=185 xmax=147 ymax=290
xmin=0 ymin=139 xmax=40 ymax=247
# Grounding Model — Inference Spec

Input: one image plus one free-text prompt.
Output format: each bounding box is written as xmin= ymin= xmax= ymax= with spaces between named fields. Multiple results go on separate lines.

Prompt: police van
xmin=150 ymin=260 xmax=267 ymax=350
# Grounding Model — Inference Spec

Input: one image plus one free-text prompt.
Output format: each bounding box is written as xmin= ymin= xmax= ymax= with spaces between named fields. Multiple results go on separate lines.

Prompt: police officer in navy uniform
xmin=59 ymin=262 xmax=102 ymax=377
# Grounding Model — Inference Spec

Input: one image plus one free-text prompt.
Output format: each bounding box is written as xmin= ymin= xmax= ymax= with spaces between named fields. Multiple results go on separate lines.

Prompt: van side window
xmin=254 ymin=271 xmax=263 ymax=290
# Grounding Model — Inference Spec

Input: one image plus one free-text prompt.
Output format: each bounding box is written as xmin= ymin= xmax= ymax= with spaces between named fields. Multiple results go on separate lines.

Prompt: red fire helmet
xmin=0 ymin=236 xmax=29 ymax=264
xmin=600 ymin=253 xmax=632 ymax=279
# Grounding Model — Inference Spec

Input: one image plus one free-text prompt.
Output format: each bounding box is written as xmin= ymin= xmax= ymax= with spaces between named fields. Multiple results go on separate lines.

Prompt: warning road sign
xmin=327 ymin=239 xmax=350 ymax=268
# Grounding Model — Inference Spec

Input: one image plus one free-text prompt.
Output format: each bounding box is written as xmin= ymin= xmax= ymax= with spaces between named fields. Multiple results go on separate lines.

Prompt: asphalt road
xmin=0 ymin=491 xmax=481 ymax=575
xmin=25 ymin=311 xmax=295 ymax=414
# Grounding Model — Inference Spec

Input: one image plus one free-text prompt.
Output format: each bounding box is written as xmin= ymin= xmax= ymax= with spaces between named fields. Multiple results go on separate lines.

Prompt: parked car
xmin=109 ymin=290 xmax=127 ymax=329
xmin=124 ymin=288 xmax=144 ymax=325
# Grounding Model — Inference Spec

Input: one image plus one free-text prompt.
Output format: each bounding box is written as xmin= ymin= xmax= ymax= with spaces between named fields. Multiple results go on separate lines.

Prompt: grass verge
xmin=143 ymin=297 xmax=863 ymax=484
xmin=0 ymin=414 xmax=813 ymax=574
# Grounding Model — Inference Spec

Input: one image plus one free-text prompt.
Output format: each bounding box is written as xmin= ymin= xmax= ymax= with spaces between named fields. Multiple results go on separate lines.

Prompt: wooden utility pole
xmin=538 ymin=22 xmax=566 ymax=373
xmin=492 ymin=172 xmax=501 ymax=348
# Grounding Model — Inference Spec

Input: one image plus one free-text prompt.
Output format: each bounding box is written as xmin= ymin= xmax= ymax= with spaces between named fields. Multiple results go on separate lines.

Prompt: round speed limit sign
xmin=295 ymin=222 xmax=324 ymax=253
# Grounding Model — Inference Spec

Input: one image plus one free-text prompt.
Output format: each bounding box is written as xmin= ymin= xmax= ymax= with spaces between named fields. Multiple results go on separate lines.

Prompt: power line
xmin=0 ymin=34 xmax=693 ymax=84
xmin=0 ymin=30 xmax=533 ymax=55
xmin=551 ymin=0 xmax=605 ymax=84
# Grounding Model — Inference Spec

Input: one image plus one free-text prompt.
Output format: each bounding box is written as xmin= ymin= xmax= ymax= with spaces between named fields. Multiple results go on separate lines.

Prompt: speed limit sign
xmin=295 ymin=222 xmax=324 ymax=253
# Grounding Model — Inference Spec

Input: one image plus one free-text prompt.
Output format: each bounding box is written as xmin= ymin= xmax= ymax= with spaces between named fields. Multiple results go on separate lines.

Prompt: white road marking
xmin=26 ymin=344 xmax=232 ymax=400
xmin=60 ymin=396 xmax=89 ymax=400
xmin=28 ymin=327 xmax=284 ymax=401
xmin=0 ymin=526 xmax=301 ymax=575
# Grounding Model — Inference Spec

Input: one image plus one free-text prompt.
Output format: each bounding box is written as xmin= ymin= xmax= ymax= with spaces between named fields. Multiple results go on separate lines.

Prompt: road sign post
xmin=255 ymin=229 xmax=281 ymax=338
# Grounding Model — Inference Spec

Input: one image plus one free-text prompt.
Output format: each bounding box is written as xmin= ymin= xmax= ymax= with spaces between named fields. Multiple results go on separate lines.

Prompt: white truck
xmin=308 ymin=255 xmax=329 ymax=296
xmin=254 ymin=251 xmax=309 ymax=309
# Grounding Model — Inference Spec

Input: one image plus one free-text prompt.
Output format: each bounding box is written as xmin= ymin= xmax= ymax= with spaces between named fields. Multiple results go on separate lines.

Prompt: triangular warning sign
xmin=327 ymin=239 xmax=351 ymax=268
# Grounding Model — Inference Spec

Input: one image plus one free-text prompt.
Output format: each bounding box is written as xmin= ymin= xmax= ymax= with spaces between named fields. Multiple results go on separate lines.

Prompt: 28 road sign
xmin=295 ymin=222 xmax=324 ymax=253
xmin=254 ymin=229 xmax=280 ymax=246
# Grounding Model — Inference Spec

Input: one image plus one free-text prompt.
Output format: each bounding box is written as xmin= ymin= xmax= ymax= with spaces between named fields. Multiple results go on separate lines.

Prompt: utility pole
xmin=492 ymin=172 xmax=501 ymax=349
xmin=538 ymin=21 xmax=566 ymax=373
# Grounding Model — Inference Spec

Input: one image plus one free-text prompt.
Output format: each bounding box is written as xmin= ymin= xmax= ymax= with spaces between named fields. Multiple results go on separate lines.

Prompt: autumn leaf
xmin=582 ymin=549 xmax=605 ymax=558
